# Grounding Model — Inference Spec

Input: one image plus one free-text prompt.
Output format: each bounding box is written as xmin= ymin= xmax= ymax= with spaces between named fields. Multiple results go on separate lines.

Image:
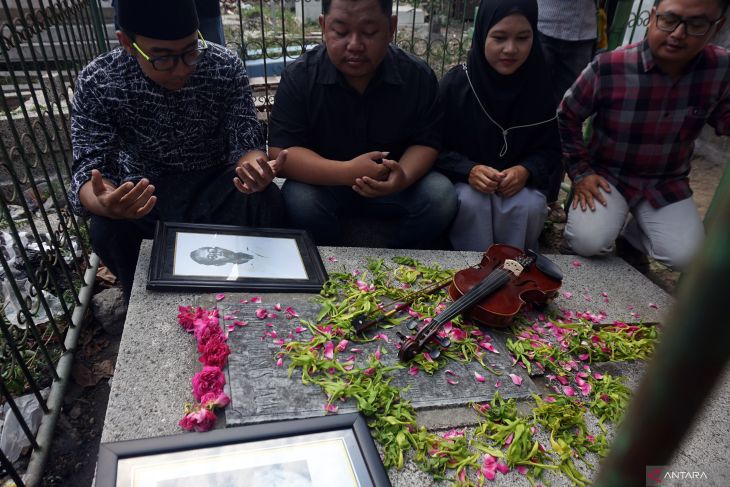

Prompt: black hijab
xmin=467 ymin=0 xmax=555 ymax=130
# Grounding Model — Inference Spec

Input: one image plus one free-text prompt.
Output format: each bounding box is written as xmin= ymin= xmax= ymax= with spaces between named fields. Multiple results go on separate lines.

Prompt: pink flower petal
xmin=509 ymin=373 xmax=523 ymax=386
xmin=578 ymin=353 xmax=590 ymax=361
xmin=239 ymin=298 xmax=248 ymax=304
xmin=285 ymin=306 xmax=299 ymax=318
xmin=250 ymin=296 xmax=262 ymax=303
xmin=274 ymin=303 xmax=282 ymax=311
xmin=327 ymin=255 xmax=337 ymax=262
xmin=480 ymin=341 xmax=500 ymax=354
xmin=446 ymin=378 xmax=459 ymax=385
xmin=563 ymin=386 xmax=576 ymax=396
xmin=593 ymin=372 xmax=604 ymax=380
xmin=494 ymin=380 xmax=502 ymax=388
xmin=474 ymin=371 xmax=486 ymax=383
xmin=516 ymin=465 xmax=528 ymax=475
xmin=323 ymin=341 xmax=335 ymax=360
xmin=544 ymin=396 xmax=556 ymax=403
xmin=578 ymin=382 xmax=592 ymax=396
xmin=648 ymin=303 xmax=658 ymax=309
xmin=215 ymin=293 xmax=225 ymax=301
xmin=408 ymin=366 xmax=419 ymax=376
xmin=495 ymin=462 xmax=510 ymax=474
xmin=335 ymin=339 xmax=349 ymax=352
xmin=227 ymin=325 xmax=234 ymax=332
xmin=324 ymin=403 xmax=338 ymax=413
xmin=276 ymin=357 xmax=283 ymax=367
xmin=555 ymin=375 xmax=569 ymax=386
xmin=255 ymin=308 xmax=268 ymax=319
xmin=295 ymin=326 xmax=305 ymax=333
xmin=562 ymin=291 xmax=573 ymax=299
xmin=572 ymin=260 xmax=583 ymax=267
xmin=504 ymin=432 xmax=514 ymax=446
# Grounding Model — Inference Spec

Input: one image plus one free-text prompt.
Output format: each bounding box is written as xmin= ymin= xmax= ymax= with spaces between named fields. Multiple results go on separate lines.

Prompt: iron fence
xmin=0 ymin=1 xmax=103 ymax=485
xmin=0 ymin=1 xmax=651 ymax=485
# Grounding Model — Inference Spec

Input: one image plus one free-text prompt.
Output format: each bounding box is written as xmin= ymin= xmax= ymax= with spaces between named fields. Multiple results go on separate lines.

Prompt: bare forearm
xmin=398 ymin=145 xmax=437 ymax=188
xmin=269 ymin=146 xmax=353 ymax=185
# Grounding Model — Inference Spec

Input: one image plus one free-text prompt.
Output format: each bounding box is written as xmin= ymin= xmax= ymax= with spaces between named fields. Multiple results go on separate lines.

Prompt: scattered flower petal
xmin=327 ymin=255 xmax=337 ymax=262
xmin=274 ymin=303 xmax=282 ymax=311
xmin=255 ymin=308 xmax=268 ymax=319
xmin=250 ymin=296 xmax=262 ymax=303
xmin=408 ymin=366 xmax=419 ymax=376
xmin=215 ymin=293 xmax=225 ymax=301
xmin=572 ymin=260 xmax=583 ymax=267
xmin=323 ymin=341 xmax=334 ymax=360
xmin=509 ymin=373 xmax=523 ymax=386
xmin=474 ymin=371 xmax=486 ymax=383
xmin=563 ymin=386 xmax=576 ymax=397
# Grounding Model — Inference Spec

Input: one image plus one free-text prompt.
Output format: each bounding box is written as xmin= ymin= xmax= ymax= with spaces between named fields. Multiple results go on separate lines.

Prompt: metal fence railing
xmin=0 ymin=1 xmax=656 ymax=485
xmin=0 ymin=1 xmax=104 ymax=485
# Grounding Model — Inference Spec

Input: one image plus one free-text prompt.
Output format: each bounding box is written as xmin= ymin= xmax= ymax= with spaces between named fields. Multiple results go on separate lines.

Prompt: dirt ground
xmin=36 ymin=155 xmax=726 ymax=487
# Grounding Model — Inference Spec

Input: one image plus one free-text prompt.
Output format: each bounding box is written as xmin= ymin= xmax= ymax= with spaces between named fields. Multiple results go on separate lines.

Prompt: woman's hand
xmin=497 ymin=165 xmax=530 ymax=198
xmin=468 ymin=165 xmax=504 ymax=194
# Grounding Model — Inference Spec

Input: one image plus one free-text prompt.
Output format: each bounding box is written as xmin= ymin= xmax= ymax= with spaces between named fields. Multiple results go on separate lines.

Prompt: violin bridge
xmin=502 ymin=259 xmax=524 ymax=276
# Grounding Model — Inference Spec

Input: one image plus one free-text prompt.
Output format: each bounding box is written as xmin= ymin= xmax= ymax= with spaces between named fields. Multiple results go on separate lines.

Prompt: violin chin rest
xmin=527 ymin=249 xmax=564 ymax=282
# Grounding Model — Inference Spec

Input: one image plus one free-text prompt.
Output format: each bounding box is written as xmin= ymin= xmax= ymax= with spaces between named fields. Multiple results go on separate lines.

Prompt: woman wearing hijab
xmin=437 ymin=0 xmax=561 ymax=251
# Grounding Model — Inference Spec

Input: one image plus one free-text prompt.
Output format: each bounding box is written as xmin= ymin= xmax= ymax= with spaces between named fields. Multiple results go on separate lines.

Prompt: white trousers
xmin=563 ymin=182 xmax=704 ymax=271
xmin=449 ymin=183 xmax=548 ymax=252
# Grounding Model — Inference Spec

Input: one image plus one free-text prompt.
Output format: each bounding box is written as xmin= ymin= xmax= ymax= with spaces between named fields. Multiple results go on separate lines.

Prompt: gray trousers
xmin=563 ymin=182 xmax=704 ymax=271
xmin=449 ymin=183 xmax=548 ymax=252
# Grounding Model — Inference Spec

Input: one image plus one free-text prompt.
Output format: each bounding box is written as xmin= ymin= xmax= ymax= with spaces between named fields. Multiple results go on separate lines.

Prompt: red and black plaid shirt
xmin=558 ymin=40 xmax=730 ymax=208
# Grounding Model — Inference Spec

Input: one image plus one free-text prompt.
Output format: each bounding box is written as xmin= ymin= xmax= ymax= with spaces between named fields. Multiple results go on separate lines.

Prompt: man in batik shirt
xmin=69 ymin=0 xmax=285 ymax=301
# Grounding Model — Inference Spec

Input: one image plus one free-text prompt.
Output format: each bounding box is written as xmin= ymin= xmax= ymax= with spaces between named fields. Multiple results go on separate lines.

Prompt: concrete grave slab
xmin=222 ymin=294 xmax=535 ymax=427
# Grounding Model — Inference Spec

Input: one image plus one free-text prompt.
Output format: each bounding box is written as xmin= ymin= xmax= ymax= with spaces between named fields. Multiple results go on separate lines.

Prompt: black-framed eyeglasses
xmin=132 ymin=31 xmax=208 ymax=71
xmin=655 ymin=13 xmax=723 ymax=37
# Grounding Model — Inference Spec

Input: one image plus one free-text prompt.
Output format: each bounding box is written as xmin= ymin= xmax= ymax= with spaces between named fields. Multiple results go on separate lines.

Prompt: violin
xmin=397 ymin=244 xmax=563 ymax=362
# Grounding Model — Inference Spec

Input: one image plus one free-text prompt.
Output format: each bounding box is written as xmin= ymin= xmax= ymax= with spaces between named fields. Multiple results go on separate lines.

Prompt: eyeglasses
xmin=655 ymin=13 xmax=723 ymax=37
xmin=132 ymin=31 xmax=208 ymax=71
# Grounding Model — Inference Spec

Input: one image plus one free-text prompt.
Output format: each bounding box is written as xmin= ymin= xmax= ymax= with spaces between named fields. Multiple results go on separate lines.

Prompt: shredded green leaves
xmin=277 ymin=257 xmax=657 ymax=485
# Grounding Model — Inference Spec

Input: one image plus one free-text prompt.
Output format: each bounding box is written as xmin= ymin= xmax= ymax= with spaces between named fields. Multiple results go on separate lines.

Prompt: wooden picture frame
xmin=96 ymin=413 xmax=391 ymax=487
xmin=147 ymin=222 xmax=327 ymax=293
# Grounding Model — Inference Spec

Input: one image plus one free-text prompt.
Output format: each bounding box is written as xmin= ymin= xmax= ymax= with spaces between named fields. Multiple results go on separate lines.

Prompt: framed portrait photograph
xmin=147 ymin=222 xmax=327 ymax=293
xmin=96 ymin=413 xmax=391 ymax=487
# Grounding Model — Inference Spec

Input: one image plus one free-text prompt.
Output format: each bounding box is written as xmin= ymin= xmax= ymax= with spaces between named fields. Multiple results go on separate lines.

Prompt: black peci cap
xmin=117 ymin=0 xmax=199 ymax=40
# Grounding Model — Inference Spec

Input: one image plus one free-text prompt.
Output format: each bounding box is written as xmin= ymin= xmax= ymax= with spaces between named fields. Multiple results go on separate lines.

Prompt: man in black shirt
xmin=268 ymin=0 xmax=456 ymax=248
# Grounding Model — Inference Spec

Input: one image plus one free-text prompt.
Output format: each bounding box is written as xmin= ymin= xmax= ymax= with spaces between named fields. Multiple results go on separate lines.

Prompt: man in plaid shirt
xmin=559 ymin=0 xmax=729 ymax=271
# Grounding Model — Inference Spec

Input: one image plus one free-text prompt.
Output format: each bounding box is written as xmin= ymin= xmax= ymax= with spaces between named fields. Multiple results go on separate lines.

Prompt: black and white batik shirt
xmin=69 ymin=44 xmax=264 ymax=216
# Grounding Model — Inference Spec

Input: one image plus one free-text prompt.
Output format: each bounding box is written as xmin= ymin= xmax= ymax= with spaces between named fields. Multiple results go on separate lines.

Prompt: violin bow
xmin=351 ymin=275 xmax=453 ymax=334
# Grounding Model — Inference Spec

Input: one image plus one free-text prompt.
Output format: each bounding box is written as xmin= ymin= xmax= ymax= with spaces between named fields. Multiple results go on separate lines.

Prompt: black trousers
xmin=90 ymin=165 xmax=285 ymax=302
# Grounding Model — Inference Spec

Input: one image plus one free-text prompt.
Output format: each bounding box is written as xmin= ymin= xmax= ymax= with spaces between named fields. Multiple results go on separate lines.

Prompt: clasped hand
xmin=469 ymin=165 xmax=529 ymax=198
xmin=234 ymin=150 xmax=287 ymax=194
xmin=350 ymin=151 xmax=405 ymax=198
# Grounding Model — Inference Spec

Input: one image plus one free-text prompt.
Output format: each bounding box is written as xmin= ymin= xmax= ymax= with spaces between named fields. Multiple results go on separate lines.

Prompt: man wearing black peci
xmin=69 ymin=0 xmax=285 ymax=302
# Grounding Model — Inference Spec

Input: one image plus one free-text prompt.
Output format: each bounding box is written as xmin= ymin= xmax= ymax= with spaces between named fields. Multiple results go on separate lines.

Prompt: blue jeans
xmin=282 ymin=172 xmax=457 ymax=248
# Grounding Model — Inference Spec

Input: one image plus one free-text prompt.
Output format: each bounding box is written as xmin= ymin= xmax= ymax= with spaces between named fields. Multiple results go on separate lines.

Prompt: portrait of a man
xmin=189 ymin=246 xmax=253 ymax=266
